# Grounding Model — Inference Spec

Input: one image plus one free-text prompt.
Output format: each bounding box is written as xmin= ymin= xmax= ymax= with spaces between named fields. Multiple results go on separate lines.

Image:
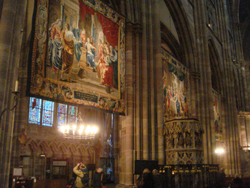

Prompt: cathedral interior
xmin=1 ymin=0 xmax=250 ymax=187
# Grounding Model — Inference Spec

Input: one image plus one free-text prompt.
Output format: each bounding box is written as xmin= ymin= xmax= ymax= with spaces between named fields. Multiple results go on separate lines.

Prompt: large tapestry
xmin=162 ymin=49 xmax=190 ymax=121
xmin=27 ymin=0 xmax=125 ymax=114
xmin=212 ymin=90 xmax=223 ymax=142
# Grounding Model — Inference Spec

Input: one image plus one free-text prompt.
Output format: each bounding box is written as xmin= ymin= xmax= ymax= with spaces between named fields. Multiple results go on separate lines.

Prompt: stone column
xmin=141 ymin=0 xmax=149 ymax=160
xmin=193 ymin=0 xmax=215 ymax=164
xmin=0 ymin=0 xmax=27 ymax=187
xmin=218 ymin=0 xmax=240 ymax=175
xmin=133 ymin=22 xmax=143 ymax=161
xmin=153 ymin=0 xmax=164 ymax=165
xmin=118 ymin=21 xmax=134 ymax=186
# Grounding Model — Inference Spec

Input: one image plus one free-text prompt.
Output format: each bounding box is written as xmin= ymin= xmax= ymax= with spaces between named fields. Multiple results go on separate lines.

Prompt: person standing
xmin=78 ymin=29 xmax=87 ymax=78
xmin=232 ymin=174 xmax=243 ymax=188
xmin=136 ymin=168 xmax=154 ymax=188
xmin=73 ymin=163 xmax=87 ymax=188
xmin=152 ymin=169 xmax=163 ymax=188
xmin=61 ymin=23 xmax=75 ymax=79
xmin=217 ymin=167 xmax=226 ymax=188
xmin=85 ymin=37 xmax=96 ymax=71
xmin=93 ymin=168 xmax=105 ymax=188
xmin=49 ymin=19 xmax=62 ymax=72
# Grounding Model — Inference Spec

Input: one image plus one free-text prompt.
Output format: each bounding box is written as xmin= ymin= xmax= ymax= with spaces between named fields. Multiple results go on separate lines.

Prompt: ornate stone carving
xmin=164 ymin=119 xmax=204 ymax=164
xmin=20 ymin=138 xmax=95 ymax=161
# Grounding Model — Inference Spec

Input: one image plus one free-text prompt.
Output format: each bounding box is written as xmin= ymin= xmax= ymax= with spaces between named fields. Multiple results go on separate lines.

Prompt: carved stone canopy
xmin=164 ymin=119 xmax=204 ymax=165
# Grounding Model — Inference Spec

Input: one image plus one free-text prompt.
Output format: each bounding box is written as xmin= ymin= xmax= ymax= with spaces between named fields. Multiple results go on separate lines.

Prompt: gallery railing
xmin=159 ymin=164 xmax=219 ymax=188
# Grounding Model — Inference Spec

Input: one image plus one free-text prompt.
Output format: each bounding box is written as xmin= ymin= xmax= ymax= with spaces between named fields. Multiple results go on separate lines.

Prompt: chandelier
xmin=59 ymin=124 xmax=98 ymax=139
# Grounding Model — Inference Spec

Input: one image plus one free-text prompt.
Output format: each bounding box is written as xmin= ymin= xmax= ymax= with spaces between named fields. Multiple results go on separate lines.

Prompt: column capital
xmin=126 ymin=21 xmax=142 ymax=35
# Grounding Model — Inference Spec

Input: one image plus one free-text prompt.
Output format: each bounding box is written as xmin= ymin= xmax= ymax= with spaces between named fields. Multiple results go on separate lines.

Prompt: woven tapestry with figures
xmin=27 ymin=0 xmax=125 ymax=114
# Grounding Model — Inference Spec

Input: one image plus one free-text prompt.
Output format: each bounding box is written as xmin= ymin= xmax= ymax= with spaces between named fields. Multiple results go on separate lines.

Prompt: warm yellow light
xmin=91 ymin=126 xmax=98 ymax=134
xmin=59 ymin=124 xmax=98 ymax=139
xmin=79 ymin=125 xmax=84 ymax=135
xmin=215 ymin=148 xmax=225 ymax=154
xmin=60 ymin=126 xmax=66 ymax=133
xmin=66 ymin=125 xmax=70 ymax=133
xmin=85 ymin=126 xmax=91 ymax=134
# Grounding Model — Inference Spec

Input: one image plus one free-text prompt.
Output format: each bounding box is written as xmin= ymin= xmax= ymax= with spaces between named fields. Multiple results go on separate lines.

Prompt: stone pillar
xmin=0 ymin=0 xmax=27 ymax=187
xmin=153 ymin=0 xmax=164 ymax=165
xmin=118 ymin=21 xmax=134 ymax=187
xmin=133 ymin=22 xmax=143 ymax=162
xmin=218 ymin=0 xmax=240 ymax=175
xmin=141 ymin=0 xmax=149 ymax=160
xmin=193 ymin=0 xmax=215 ymax=164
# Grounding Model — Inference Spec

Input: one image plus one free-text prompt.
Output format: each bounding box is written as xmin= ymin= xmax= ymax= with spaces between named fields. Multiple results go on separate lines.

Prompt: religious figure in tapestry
xmin=28 ymin=0 xmax=125 ymax=114
xmin=162 ymin=49 xmax=190 ymax=120
xmin=213 ymin=91 xmax=223 ymax=142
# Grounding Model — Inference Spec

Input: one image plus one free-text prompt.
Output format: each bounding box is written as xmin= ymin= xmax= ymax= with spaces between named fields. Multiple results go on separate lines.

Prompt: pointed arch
xmin=39 ymin=141 xmax=49 ymax=153
xmin=59 ymin=143 xmax=69 ymax=155
xmin=27 ymin=139 xmax=39 ymax=152
xmin=69 ymin=143 xmax=78 ymax=154
xmin=78 ymin=145 xmax=89 ymax=156
xmin=49 ymin=142 xmax=59 ymax=154
xmin=163 ymin=0 xmax=195 ymax=69
xmin=161 ymin=22 xmax=183 ymax=61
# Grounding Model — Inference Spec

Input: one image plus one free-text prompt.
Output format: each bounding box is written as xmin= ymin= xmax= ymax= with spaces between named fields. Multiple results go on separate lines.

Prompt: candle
xmin=15 ymin=81 xmax=18 ymax=92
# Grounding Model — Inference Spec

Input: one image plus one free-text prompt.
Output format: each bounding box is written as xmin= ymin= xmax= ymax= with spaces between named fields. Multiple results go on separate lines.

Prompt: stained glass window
xmin=29 ymin=97 xmax=42 ymax=125
xmin=58 ymin=103 xmax=68 ymax=127
xmin=68 ymin=105 xmax=78 ymax=126
xmin=29 ymin=98 xmax=79 ymax=128
xmin=42 ymin=100 xmax=54 ymax=127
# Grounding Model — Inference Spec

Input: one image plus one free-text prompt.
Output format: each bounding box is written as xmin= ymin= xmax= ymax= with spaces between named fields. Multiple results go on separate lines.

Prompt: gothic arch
xmin=161 ymin=22 xmax=183 ymax=61
xmin=49 ymin=142 xmax=59 ymax=155
xmin=78 ymin=145 xmax=89 ymax=156
xmin=59 ymin=143 xmax=69 ymax=156
xmin=27 ymin=139 xmax=39 ymax=153
xmin=163 ymin=0 xmax=195 ymax=69
xmin=39 ymin=141 xmax=49 ymax=153
xmin=69 ymin=144 xmax=78 ymax=154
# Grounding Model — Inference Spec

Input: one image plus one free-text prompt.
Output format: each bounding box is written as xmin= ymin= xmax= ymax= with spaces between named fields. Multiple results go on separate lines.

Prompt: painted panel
xmin=27 ymin=0 xmax=125 ymax=114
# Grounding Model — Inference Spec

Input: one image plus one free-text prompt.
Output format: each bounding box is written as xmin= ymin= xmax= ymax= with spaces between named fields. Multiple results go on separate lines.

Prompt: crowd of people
xmin=68 ymin=164 xmax=245 ymax=188
xmin=136 ymin=168 xmax=163 ymax=188
xmin=135 ymin=167 xmax=246 ymax=188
